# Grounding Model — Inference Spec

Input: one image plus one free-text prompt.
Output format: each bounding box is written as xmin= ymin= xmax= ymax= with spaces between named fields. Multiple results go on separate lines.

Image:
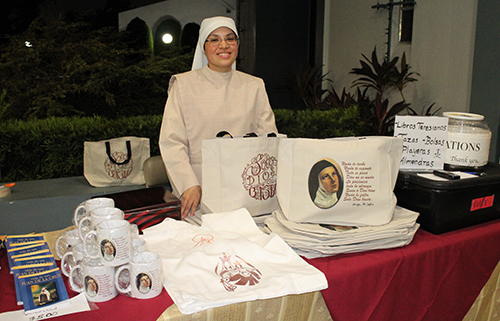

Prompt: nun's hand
xmin=181 ymin=185 xmax=202 ymax=219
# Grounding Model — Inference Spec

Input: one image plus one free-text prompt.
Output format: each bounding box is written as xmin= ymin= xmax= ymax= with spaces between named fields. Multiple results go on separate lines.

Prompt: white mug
xmin=61 ymin=243 xmax=86 ymax=277
xmin=73 ymin=197 xmax=115 ymax=227
xmin=132 ymin=238 xmax=148 ymax=256
xmin=78 ymin=207 xmax=124 ymax=240
xmin=69 ymin=257 xmax=117 ymax=302
xmin=130 ymin=223 xmax=139 ymax=238
xmin=83 ymin=219 xmax=132 ymax=267
xmin=115 ymin=252 xmax=163 ymax=299
xmin=55 ymin=228 xmax=81 ymax=259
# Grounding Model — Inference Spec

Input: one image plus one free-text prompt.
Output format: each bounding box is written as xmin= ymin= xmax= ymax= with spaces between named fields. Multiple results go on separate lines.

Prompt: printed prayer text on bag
xmin=277 ymin=136 xmax=403 ymax=226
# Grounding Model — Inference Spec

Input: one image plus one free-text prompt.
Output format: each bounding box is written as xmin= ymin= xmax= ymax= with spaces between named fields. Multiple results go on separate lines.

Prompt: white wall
xmin=119 ymin=0 xmax=236 ymax=34
xmin=324 ymin=0 xmax=478 ymax=115
xmin=323 ymin=0 xmax=387 ymax=94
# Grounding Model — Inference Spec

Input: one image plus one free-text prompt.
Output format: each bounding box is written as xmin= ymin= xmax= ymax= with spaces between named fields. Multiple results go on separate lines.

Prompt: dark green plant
xmin=323 ymin=86 xmax=357 ymax=110
xmin=0 ymin=89 xmax=10 ymax=121
xmin=0 ymin=110 xmax=365 ymax=182
xmin=280 ymin=65 xmax=333 ymax=110
xmin=274 ymin=107 xmax=363 ymax=138
xmin=350 ymin=48 xmax=417 ymax=135
xmin=123 ymin=17 xmax=154 ymax=63
xmin=0 ymin=18 xmax=192 ymax=121
xmin=0 ymin=116 xmax=163 ymax=182
xmin=408 ymin=103 xmax=441 ymax=116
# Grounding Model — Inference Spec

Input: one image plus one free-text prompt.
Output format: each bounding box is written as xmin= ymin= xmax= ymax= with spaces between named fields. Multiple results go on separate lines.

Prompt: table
xmin=0 ymin=247 xmax=174 ymax=321
xmin=0 ymin=229 xmax=331 ymax=321
xmin=0 ymin=177 xmax=146 ymax=234
xmin=464 ymin=260 xmax=500 ymax=321
xmin=305 ymin=218 xmax=500 ymax=321
xmin=2 ymin=218 xmax=500 ymax=321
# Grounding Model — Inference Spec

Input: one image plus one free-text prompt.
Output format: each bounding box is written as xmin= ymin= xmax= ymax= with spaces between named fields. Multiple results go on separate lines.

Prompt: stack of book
xmin=5 ymin=233 xmax=69 ymax=313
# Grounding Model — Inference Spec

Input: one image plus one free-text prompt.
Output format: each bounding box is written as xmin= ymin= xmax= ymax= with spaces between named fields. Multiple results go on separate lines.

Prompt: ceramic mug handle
xmin=54 ymin=235 xmax=66 ymax=259
xmin=82 ymin=230 xmax=100 ymax=259
xmin=115 ymin=264 xmax=132 ymax=295
xmin=78 ymin=216 xmax=92 ymax=240
xmin=69 ymin=264 xmax=84 ymax=293
xmin=61 ymin=251 xmax=76 ymax=277
xmin=73 ymin=202 xmax=86 ymax=226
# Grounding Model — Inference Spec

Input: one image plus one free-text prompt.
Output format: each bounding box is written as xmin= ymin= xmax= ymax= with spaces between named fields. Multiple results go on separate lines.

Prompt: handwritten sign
xmin=394 ymin=116 xmax=448 ymax=170
xmin=18 ymin=294 xmax=90 ymax=321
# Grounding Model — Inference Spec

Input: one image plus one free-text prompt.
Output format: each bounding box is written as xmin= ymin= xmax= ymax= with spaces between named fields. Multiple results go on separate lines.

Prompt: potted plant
xmin=350 ymin=48 xmax=417 ymax=135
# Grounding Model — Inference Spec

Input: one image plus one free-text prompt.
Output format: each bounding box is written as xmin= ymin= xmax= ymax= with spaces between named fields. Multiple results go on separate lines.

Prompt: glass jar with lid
xmin=443 ymin=112 xmax=491 ymax=170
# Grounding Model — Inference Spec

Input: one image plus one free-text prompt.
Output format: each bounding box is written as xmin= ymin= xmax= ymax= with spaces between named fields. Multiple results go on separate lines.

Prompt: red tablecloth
xmin=306 ymin=218 xmax=500 ymax=321
xmin=0 ymin=251 xmax=174 ymax=321
xmin=2 ymin=219 xmax=500 ymax=321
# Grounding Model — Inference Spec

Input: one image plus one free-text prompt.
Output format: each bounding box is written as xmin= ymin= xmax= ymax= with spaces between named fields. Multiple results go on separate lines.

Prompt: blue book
xmin=5 ymin=234 xmax=46 ymax=250
xmin=5 ymin=234 xmax=46 ymax=272
xmin=13 ymin=254 xmax=57 ymax=267
xmin=7 ymin=243 xmax=50 ymax=273
xmin=13 ymin=263 xmax=57 ymax=305
xmin=18 ymin=267 xmax=69 ymax=312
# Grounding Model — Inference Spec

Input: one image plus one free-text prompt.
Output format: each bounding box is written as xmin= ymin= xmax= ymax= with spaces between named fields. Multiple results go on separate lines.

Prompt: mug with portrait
xmin=114 ymin=251 xmax=163 ymax=299
xmin=83 ymin=219 xmax=132 ymax=267
xmin=69 ymin=257 xmax=117 ymax=302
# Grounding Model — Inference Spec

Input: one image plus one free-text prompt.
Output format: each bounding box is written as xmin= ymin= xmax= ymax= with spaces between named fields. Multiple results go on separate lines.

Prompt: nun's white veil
xmin=191 ymin=16 xmax=238 ymax=71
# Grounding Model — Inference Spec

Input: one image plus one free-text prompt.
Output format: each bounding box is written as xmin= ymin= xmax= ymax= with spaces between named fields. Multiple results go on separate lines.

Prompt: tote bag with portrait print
xmin=276 ymin=136 xmax=403 ymax=226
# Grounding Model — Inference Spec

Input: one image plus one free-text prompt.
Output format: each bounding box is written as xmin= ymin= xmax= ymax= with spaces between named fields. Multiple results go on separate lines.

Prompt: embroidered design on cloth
xmin=215 ymin=253 xmax=262 ymax=292
xmin=104 ymin=150 xmax=133 ymax=180
xmin=192 ymin=234 xmax=214 ymax=247
xmin=241 ymin=153 xmax=277 ymax=201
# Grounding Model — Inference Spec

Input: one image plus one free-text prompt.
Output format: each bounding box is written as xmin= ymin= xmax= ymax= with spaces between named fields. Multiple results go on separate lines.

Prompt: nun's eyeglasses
xmin=205 ymin=35 xmax=239 ymax=47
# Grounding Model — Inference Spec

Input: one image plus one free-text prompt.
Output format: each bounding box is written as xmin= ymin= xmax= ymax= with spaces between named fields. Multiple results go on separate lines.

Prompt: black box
xmin=394 ymin=162 xmax=500 ymax=234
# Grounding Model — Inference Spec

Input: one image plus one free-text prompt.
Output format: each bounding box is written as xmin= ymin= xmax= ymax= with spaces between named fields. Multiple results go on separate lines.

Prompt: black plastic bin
xmin=394 ymin=162 xmax=500 ymax=234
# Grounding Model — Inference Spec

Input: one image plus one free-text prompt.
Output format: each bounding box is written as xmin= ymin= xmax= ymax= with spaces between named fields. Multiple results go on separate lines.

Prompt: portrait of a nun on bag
xmin=308 ymin=158 xmax=344 ymax=209
xmin=276 ymin=136 xmax=402 ymax=226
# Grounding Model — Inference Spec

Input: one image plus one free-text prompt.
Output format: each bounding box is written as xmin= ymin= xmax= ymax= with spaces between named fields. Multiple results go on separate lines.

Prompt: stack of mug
xmin=55 ymin=197 xmax=164 ymax=303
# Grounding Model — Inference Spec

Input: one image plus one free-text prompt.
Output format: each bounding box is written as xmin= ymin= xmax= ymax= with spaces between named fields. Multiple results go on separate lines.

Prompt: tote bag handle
xmin=105 ymin=140 xmax=132 ymax=165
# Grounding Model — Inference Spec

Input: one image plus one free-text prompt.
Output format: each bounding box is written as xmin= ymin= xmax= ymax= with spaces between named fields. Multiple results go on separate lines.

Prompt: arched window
xmin=154 ymin=17 xmax=182 ymax=55
xmin=125 ymin=17 xmax=153 ymax=55
xmin=180 ymin=22 xmax=200 ymax=53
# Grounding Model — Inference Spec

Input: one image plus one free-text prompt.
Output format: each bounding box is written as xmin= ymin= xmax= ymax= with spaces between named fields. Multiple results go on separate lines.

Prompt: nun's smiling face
xmin=204 ymin=27 xmax=238 ymax=73
xmin=319 ymin=166 xmax=339 ymax=194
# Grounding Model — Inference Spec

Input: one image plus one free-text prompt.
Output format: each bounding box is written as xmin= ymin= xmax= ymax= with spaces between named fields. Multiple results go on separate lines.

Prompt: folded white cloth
xmin=265 ymin=206 xmax=420 ymax=258
xmin=141 ymin=208 xmax=327 ymax=314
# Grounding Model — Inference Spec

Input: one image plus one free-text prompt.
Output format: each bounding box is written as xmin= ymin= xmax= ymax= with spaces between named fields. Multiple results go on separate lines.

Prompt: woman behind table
xmin=159 ymin=16 xmax=277 ymax=219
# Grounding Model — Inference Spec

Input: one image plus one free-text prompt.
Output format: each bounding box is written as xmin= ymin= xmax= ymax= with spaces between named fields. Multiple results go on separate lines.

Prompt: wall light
xmin=162 ymin=33 xmax=173 ymax=44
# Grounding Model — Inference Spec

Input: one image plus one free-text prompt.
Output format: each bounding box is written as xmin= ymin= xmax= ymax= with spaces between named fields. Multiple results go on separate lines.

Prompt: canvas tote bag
xmin=277 ymin=136 xmax=403 ymax=226
xmin=84 ymin=136 xmax=150 ymax=187
xmin=141 ymin=208 xmax=327 ymax=314
xmin=201 ymin=132 xmax=285 ymax=216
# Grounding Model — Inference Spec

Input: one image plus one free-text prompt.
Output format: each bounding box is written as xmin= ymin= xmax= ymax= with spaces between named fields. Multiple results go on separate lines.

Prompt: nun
xmin=308 ymin=159 xmax=343 ymax=209
xmin=159 ymin=16 xmax=277 ymax=219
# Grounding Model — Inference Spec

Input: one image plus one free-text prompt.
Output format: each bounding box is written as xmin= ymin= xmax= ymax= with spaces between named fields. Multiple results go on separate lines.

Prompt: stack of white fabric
xmin=265 ymin=206 xmax=420 ymax=259
xmin=141 ymin=208 xmax=327 ymax=315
